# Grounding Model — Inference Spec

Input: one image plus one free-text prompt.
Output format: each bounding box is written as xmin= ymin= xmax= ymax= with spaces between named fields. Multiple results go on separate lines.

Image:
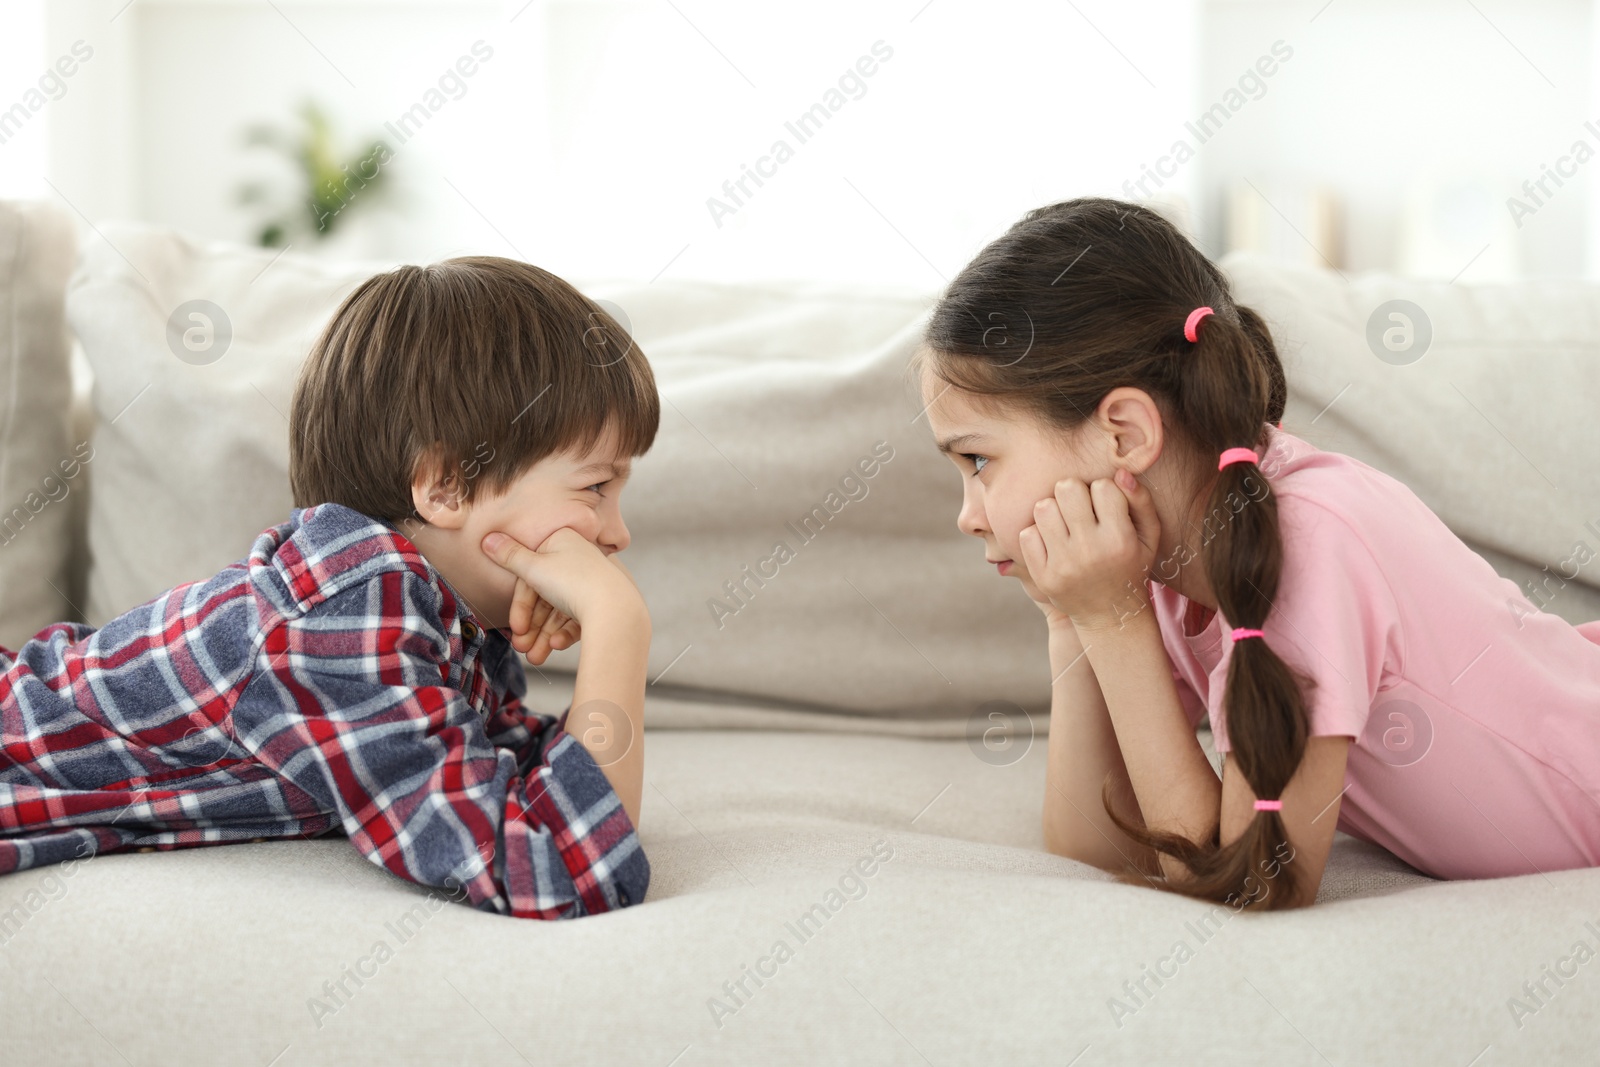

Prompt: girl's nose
xmin=957 ymin=493 xmax=986 ymax=538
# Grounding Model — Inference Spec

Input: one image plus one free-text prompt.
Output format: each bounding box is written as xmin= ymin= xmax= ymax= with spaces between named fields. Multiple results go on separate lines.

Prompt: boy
xmin=0 ymin=256 xmax=657 ymax=920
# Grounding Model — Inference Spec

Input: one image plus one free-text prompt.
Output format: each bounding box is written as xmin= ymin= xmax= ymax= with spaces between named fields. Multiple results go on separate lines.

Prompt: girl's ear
xmin=1097 ymin=387 xmax=1165 ymax=471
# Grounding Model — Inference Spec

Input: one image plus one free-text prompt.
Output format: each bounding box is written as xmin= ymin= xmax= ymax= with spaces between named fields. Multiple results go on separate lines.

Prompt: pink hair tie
xmin=1253 ymin=799 xmax=1282 ymax=812
xmin=1218 ymin=447 xmax=1258 ymax=471
xmin=1184 ymin=305 xmax=1214 ymax=342
xmin=1230 ymin=627 xmax=1265 ymax=642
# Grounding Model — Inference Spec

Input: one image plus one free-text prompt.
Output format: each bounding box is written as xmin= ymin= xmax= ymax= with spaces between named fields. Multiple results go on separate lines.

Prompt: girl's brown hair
xmin=289 ymin=256 xmax=658 ymax=527
xmin=917 ymin=196 xmax=1313 ymax=910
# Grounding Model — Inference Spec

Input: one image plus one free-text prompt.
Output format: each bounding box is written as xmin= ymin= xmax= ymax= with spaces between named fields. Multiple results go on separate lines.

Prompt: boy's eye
xmin=585 ymin=481 xmax=609 ymax=494
xmin=961 ymin=453 xmax=989 ymax=475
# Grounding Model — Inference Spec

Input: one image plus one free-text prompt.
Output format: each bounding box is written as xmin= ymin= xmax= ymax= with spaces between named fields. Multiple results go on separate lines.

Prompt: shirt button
xmin=462 ymin=620 xmax=478 ymax=641
xmin=137 ymin=846 xmax=155 ymax=853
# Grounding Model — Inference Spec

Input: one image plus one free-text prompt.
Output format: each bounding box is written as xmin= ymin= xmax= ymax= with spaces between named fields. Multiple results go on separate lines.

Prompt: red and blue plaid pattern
xmin=0 ymin=502 xmax=649 ymax=919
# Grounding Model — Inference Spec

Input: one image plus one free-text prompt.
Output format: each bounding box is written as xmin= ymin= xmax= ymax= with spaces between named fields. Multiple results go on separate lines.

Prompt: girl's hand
xmin=1017 ymin=468 xmax=1161 ymax=632
xmin=1022 ymin=578 xmax=1075 ymax=629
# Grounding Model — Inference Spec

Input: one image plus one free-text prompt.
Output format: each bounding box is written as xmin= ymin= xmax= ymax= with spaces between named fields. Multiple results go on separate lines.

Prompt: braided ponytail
xmin=1098 ymin=303 xmax=1318 ymax=910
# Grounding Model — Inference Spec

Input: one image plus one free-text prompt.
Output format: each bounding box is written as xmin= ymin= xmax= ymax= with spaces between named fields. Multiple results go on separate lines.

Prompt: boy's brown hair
xmin=289 ymin=256 xmax=658 ymax=526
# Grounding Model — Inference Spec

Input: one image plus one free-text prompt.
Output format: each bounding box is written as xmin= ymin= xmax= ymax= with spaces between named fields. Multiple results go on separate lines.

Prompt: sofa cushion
xmin=63 ymin=229 xmax=1052 ymax=718
xmin=0 ymin=199 xmax=82 ymax=648
xmin=60 ymin=228 xmax=1600 ymax=723
xmin=1222 ymin=250 xmax=1600 ymax=626
xmin=64 ymin=224 xmax=384 ymax=631
xmin=537 ymin=278 xmax=1052 ymax=716
xmin=13 ymin=721 xmax=1593 ymax=1067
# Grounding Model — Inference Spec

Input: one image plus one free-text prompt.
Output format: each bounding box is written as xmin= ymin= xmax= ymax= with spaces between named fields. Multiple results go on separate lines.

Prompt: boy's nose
xmin=604 ymin=518 xmax=631 ymax=554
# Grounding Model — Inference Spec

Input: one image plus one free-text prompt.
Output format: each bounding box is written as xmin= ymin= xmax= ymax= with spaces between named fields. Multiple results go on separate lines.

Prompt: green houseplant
xmin=238 ymin=100 xmax=393 ymax=248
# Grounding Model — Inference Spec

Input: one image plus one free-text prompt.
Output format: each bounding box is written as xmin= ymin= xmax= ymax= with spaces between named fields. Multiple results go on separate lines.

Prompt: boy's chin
xmin=471 ymin=598 xmax=513 ymax=635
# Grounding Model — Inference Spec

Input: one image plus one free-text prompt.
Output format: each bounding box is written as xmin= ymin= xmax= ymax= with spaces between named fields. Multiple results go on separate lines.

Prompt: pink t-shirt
xmin=1151 ymin=426 xmax=1600 ymax=880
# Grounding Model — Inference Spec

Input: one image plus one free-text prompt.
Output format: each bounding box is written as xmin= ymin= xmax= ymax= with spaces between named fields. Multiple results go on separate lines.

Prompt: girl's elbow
xmin=1042 ymin=817 xmax=1122 ymax=873
xmin=1042 ymin=815 xmax=1086 ymax=863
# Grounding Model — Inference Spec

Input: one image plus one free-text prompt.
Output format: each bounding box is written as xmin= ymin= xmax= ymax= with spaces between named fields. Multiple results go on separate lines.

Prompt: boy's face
xmin=403 ymin=423 xmax=634 ymax=632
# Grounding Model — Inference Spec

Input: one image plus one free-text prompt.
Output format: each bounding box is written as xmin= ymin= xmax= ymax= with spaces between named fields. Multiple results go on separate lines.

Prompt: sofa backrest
xmin=3 ymin=200 xmax=1597 ymax=718
xmin=61 ymin=222 xmax=1051 ymax=717
xmin=0 ymin=200 xmax=82 ymax=649
xmin=1223 ymin=251 xmax=1600 ymax=630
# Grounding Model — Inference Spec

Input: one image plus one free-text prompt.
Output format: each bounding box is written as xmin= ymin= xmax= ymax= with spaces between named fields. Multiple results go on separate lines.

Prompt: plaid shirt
xmin=0 ymin=502 xmax=648 ymax=920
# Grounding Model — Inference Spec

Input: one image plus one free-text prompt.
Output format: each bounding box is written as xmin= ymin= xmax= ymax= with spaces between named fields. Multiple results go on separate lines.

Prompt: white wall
xmin=1198 ymin=0 xmax=1596 ymax=281
xmin=0 ymin=0 xmax=50 ymax=199
xmin=32 ymin=0 xmax=1200 ymax=286
xmin=16 ymin=0 xmax=1600 ymax=283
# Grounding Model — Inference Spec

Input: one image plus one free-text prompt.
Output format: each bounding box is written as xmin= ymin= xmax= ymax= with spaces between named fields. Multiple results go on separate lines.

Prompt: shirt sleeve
xmin=1212 ymin=498 xmax=1403 ymax=752
xmin=1171 ymin=665 xmax=1208 ymax=733
xmin=239 ymin=569 xmax=649 ymax=919
xmin=0 ymin=621 xmax=97 ymax=672
xmin=478 ymin=627 xmax=552 ymax=773
xmin=1147 ymin=577 xmax=1211 ymax=734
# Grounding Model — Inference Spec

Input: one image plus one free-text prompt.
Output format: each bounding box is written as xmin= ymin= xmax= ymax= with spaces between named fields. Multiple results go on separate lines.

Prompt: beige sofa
xmin=3 ymin=198 xmax=1597 ymax=1065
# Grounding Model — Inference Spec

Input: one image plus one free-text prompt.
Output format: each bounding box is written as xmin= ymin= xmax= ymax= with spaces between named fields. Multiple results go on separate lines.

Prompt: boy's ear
xmin=410 ymin=443 xmax=471 ymax=530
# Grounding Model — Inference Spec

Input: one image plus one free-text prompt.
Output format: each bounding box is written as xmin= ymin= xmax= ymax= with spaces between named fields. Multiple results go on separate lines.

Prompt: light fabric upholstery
xmin=12 ymin=710 xmax=1597 ymax=1066
xmin=1225 ymin=252 xmax=1600 ymax=627
xmin=63 ymin=224 xmax=385 ymax=631
xmin=0 ymin=200 xmax=81 ymax=647
xmin=560 ymin=277 xmax=1053 ymax=716
xmin=62 ymin=225 xmax=1600 ymax=721
xmin=62 ymin=225 xmax=1600 ymax=722
xmin=63 ymin=226 xmax=1051 ymax=718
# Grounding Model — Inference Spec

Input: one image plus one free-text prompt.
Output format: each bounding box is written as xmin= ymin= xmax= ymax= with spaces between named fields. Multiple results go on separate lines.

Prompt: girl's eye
xmin=962 ymin=453 xmax=989 ymax=475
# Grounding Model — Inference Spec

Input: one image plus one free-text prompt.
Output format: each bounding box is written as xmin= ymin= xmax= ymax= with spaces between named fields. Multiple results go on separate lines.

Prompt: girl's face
xmin=919 ymin=365 xmax=1103 ymax=600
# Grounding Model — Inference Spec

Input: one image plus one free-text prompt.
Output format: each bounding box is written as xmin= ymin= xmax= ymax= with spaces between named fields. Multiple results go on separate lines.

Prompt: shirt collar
xmin=372 ymin=514 xmax=491 ymax=644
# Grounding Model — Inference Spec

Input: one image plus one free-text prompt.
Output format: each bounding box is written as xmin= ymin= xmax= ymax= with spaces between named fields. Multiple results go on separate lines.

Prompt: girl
xmin=911 ymin=196 xmax=1600 ymax=910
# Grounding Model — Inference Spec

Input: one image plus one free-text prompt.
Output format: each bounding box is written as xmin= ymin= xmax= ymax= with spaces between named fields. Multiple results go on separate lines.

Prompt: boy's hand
xmin=507 ymin=550 xmax=647 ymax=663
xmin=602 ymin=550 xmax=642 ymax=597
xmin=483 ymin=527 xmax=648 ymax=643
xmin=509 ymin=577 xmax=580 ymax=665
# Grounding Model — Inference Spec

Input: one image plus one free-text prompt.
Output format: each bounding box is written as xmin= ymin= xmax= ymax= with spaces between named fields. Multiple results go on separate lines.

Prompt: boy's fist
xmin=508 ymin=576 xmax=580 ymax=664
xmin=482 ymin=527 xmax=648 ymax=652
